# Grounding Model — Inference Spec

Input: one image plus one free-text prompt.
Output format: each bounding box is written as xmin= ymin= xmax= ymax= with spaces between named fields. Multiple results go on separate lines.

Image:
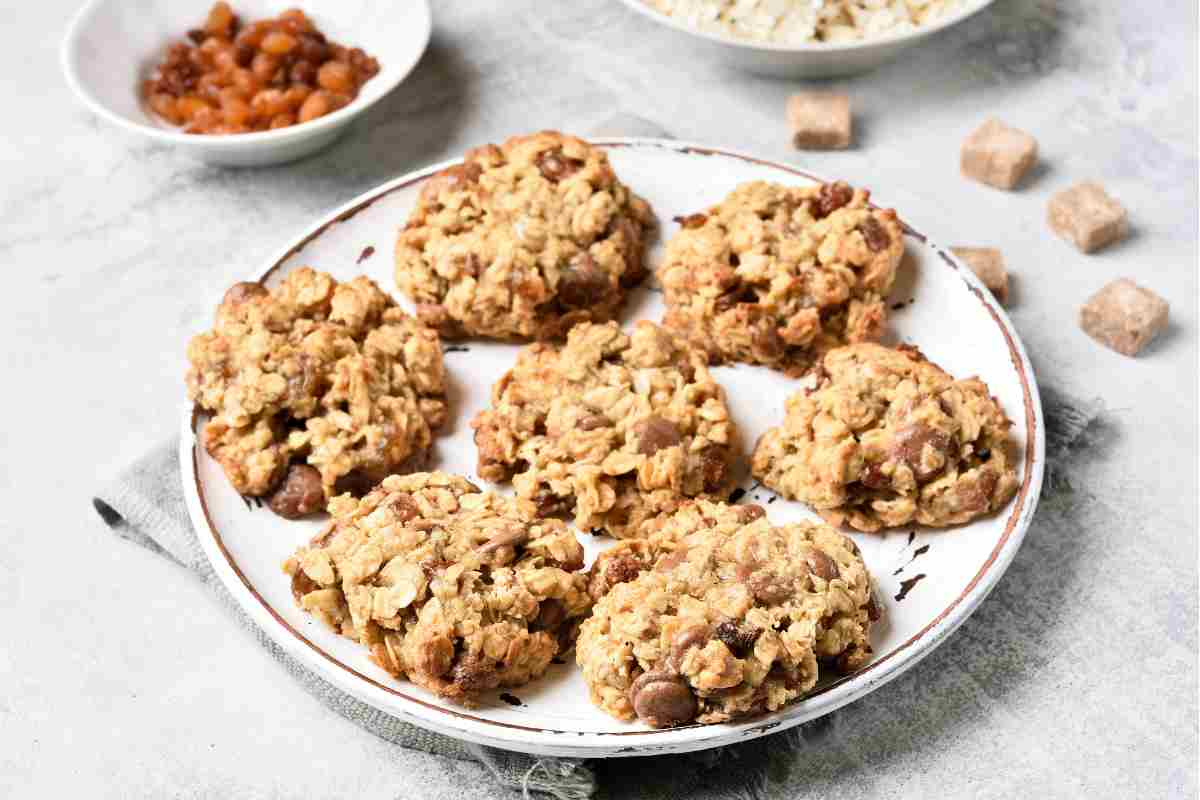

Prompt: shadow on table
xmin=595 ymin=385 xmax=1115 ymax=800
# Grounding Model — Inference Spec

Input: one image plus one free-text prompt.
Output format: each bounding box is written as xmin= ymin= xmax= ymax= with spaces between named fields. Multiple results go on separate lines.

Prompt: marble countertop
xmin=2 ymin=1 xmax=1196 ymax=797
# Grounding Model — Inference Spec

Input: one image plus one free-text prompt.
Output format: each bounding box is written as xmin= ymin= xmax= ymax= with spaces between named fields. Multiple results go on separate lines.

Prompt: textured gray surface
xmin=1 ymin=0 xmax=1196 ymax=798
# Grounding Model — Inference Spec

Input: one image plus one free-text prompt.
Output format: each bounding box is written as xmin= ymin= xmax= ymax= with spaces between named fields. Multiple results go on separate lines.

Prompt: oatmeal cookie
xmin=472 ymin=320 xmax=738 ymax=538
xmin=394 ymin=130 xmax=655 ymax=340
xmin=283 ymin=472 xmax=591 ymax=702
xmin=576 ymin=500 xmax=876 ymax=727
xmin=186 ymin=268 xmax=447 ymax=515
xmin=658 ymin=181 xmax=903 ymax=376
xmin=752 ymin=343 xmax=1019 ymax=532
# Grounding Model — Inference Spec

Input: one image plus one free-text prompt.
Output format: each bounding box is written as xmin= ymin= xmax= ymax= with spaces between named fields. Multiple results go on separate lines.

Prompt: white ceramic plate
xmin=62 ymin=0 xmax=431 ymax=166
xmin=180 ymin=139 xmax=1044 ymax=757
xmin=613 ymin=0 xmax=995 ymax=77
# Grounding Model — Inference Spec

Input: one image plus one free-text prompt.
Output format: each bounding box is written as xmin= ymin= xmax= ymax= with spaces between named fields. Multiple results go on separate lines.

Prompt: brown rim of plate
xmin=190 ymin=140 xmax=1041 ymax=738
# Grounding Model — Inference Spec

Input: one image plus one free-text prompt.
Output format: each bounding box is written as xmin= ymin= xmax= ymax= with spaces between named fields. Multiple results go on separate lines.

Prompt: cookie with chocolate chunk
xmin=283 ymin=472 xmax=591 ymax=703
xmin=395 ymin=130 xmax=654 ymax=341
xmin=186 ymin=268 xmax=447 ymax=515
xmin=752 ymin=343 xmax=1019 ymax=531
xmin=576 ymin=501 xmax=876 ymax=727
xmin=471 ymin=320 xmax=738 ymax=539
xmin=658 ymin=181 xmax=904 ymax=376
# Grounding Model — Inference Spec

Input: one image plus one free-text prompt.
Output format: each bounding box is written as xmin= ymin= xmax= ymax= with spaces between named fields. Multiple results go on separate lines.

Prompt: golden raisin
xmin=204 ymin=2 xmax=237 ymax=38
xmin=316 ymin=61 xmax=353 ymax=93
xmin=250 ymin=52 xmax=279 ymax=83
xmin=250 ymin=88 xmax=289 ymax=117
xmin=260 ymin=31 xmax=297 ymax=55
xmin=269 ymin=112 xmax=297 ymax=129
xmin=297 ymin=90 xmax=331 ymax=122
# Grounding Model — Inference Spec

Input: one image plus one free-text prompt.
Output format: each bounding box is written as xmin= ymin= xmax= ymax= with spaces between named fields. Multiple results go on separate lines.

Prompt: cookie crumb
xmin=951 ymin=247 xmax=1009 ymax=305
xmin=499 ymin=693 xmax=523 ymax=707
xmin=1048 ymin=182 xmax=1128 ymax=253
xmin=894 ymin=573 xmax=926 ymax=602
xmin=960 ymin=119 xmax=1038 ymax=190
xmin=787 ymin=92 xmax=851 ymax=150
xmin=1079 ymin=278 xmax=1168 ymax=357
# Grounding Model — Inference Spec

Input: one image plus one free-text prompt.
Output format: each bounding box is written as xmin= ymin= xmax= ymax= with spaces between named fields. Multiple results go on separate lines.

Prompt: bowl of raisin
xmin=63 ymin=1 xmax=431 ymax=166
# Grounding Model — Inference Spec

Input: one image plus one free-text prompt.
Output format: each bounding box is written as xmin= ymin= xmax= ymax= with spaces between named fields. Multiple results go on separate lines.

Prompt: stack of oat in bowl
xmin=185 ymin=130 xmax=1019 ymax=728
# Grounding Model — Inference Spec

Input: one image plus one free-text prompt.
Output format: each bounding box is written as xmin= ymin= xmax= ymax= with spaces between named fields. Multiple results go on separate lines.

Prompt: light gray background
xmin=2 ymin=1 xmax=1196 ymax=797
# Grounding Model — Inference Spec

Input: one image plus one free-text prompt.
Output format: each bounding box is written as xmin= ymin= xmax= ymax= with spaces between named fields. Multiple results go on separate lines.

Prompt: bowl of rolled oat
xmin=617 ymin=0 xmax=994 ymax=77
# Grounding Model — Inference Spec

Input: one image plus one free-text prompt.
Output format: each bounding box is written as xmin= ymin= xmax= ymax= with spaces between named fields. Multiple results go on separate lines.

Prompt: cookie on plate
xmin=283 ymin=472 xmax=591 ymax=703
xmin=472 ymin=320 xmax=739 ymax=539
xmin=186 ymin=268 xmax=447 ymax=517
xmin=395 ymin=130 xmax=655 ymax=341
xmin=752 ymin=343 xmax=1019 ymax=532
xmin=658 ymin=181 xmax=904 ymax=376
xmin=576 ymin=501 xmax=877 ymax=728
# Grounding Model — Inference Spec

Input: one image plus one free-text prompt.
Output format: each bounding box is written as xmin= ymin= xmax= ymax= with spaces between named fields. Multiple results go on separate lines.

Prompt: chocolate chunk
xmin=536 ymin=147 xmax=584 ymax=181
xmin=420 ymin=161 xmax=483 ymax=204
xmin=859 ymin=462 xmax=889 ymax=490
xmin=812 ymin=182 xmax=854 ymax=219
xmin=222 ymin=281 xmax=268 ymax=307
xmin=266 ymin=464 xmax=324 ymax=519
xmin=634 ymin=415 xmax=681 ymax=456
xmin=333 ymin=469 xmax=377 ymax=497
xmin=745 ymin=570 xmax=793 ymax=604
xmin=630 ymin=672 xmax=697 ymax=728
xmin=801 ymin=547 xmax=839 ymax=582
xmin=557 ymin=253 xmax=610 ymax=309
xmin=701 ymin=447 xmax=730 ymax=492
xmin=450 ymin=654 xmax=496 ymax=694
xmin=290 ymin=569 xmax=319 ymax=602
xmin=859 ymin=216 xmax=891 ymax=252
xmin=893 ymin=422 xmax=953 ymax=481
xmin=669 ymin=624 xmax=713 ymax=668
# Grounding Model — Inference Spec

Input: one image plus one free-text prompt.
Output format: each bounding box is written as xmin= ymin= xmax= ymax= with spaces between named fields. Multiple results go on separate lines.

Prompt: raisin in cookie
xmin=576 ymin=501 xmax=876 ymax=727
xmin=283 ymin=472 xmax=591 ymax=703
xmin=658 ymin=181 xmax=903 ymax=376
xmin=752 ymin=343 xmax=1019 ymax=532
xmin=395 ymin=130 xmax=654 ymax=341
xmin=186 ymin=268 xmax=446 ymax=516
xmin=472 ymin=320 xmax=738 ymax=539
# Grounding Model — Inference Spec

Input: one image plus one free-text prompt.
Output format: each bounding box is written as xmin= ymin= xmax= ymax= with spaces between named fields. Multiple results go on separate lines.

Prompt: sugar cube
xmin=1078 ymin=278 xmax=1168 ymax=356
xmin=787 ymin=92 xmax=851 ymax=150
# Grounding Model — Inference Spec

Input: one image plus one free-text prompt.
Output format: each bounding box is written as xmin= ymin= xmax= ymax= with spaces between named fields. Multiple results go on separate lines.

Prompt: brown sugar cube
xmin=1048 ymin=181 xmax=1129 ymax=253
xmin=1078 ymin=278 xmax=1168 ymax=357
xmin=787 ymin=92 xmax=851 ymax=150
xmin=960 ymin=119 xmax=1038 ymax=190
xmin=951 ymin=247 xmax=1009 ymax=304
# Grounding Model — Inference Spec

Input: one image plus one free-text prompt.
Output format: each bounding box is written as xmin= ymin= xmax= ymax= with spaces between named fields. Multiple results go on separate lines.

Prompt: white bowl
xmin=615 ymin=0 xmax=995 ymax=78
xmin=62 ymin=0 xmax=431 ymax=166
